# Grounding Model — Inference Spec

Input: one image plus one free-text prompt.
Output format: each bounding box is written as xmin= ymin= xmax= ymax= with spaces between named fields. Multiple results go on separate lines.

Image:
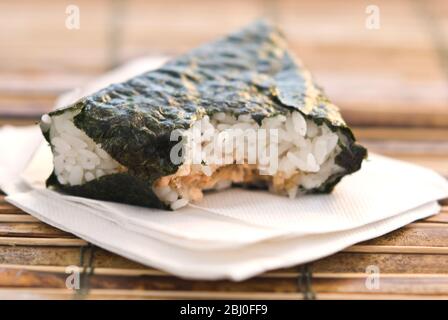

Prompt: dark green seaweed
xmin=41 ymin=20 xmax=367 ymax=208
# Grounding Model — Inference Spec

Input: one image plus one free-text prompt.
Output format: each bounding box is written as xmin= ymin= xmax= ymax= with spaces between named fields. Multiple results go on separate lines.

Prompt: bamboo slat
xmin=0 ymin=237 xmax=86 ymax=247
xmin=0 ymin=245 xmax=145 ymax=269
xmin=0 ymin=288 xmax=446 ymax=300
xmin=316 ymin=293 xmax=448 ymax=300
xmin=424 ymin=213 xmax=448 ymax=223
xmin=352 ymin=127 xmax=448 ymax=142
xmin=343 ymin=245 xmax=448 ymax=255
xmin=0 ymin=288 xmax=304 ymax=300
xmin=0 ymin=215 xmax=39 ymax=222
xmin=0 ymin=204 xmax=25 ymax=215
xmin=0 ymin=222 xmax=73 ymax=238
xmin=312 ymin=276 xmax=448 ymax=295
xmin=313 ymin=253 xmax=448 ymax=274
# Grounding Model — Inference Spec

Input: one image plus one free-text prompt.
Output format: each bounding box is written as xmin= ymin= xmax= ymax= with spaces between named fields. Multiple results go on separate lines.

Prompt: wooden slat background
xmin=0 ymin=0 xmax=447 ymax=299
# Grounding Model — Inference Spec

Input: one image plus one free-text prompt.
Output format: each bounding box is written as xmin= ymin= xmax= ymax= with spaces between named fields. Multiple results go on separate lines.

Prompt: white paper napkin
xmin=5 ymin=188 xmax=440 ymax=280
xmin=0 ymin=126 xmax=41 ymax=194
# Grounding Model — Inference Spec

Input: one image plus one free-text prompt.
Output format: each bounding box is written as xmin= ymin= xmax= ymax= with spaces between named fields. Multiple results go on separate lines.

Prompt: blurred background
xmin=0 ymin=0 xmax=447 ymax=175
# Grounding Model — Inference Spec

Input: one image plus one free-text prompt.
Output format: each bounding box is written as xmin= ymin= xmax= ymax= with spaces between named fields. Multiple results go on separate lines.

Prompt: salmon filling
xmin=153 ymin=163 xmax=301 ymax=204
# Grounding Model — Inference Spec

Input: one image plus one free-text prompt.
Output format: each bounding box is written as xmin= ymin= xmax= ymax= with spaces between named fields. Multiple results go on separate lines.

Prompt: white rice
xmin=42 ymin=111 xmax=122 ymax=186
xmin=42 ymin=110 xmax=344 ymax=210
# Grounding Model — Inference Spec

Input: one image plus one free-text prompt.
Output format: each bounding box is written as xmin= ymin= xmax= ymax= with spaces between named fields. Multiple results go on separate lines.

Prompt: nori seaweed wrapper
xmin=41 ymin=20 xmax=367 ymax=209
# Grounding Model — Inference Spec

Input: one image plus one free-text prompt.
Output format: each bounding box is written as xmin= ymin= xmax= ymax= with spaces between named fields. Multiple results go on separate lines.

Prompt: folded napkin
xmin=6 ymin=188 xmax=440 ymax=280
xmin=1 ymin=57 xmax=447 ymax=280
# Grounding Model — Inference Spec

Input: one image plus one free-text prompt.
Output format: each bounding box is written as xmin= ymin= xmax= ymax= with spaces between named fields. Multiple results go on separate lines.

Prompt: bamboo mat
xmin=0 ymin=0 xmax=447 ymax=299
xmin=0 ymin=194 xmax=447 ymax=299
